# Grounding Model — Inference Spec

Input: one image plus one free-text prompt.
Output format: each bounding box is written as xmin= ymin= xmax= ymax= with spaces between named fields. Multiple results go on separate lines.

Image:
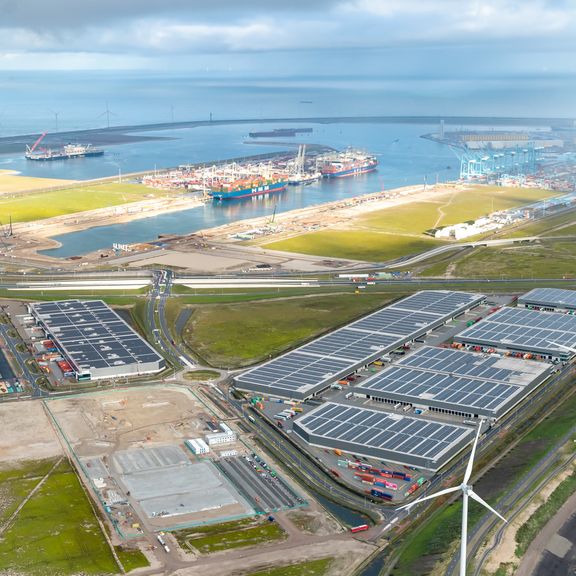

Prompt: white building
xmin=205 ymin=424 xmax=237 ymax=446
xmin=185 ymin=438 xmax=210 ymax=455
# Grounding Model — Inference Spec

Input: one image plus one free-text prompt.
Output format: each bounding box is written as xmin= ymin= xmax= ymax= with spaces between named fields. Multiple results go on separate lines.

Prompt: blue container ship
xmin=208 ymin=177 xmax=288 ymax=200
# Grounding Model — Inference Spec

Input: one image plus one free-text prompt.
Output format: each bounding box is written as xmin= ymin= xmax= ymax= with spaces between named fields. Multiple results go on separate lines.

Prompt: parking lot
xmin=217 ymin=454 xmax=304 ymax=513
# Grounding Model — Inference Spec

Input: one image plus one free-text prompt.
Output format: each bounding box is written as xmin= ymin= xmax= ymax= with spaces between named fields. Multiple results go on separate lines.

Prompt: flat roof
xmin=30 ymin=300 xmax=163 ymax=373
xmin=354 ymin=346 xmax=552 ymax=418
xmin=293 ymin=402 xmax=475 ymax=470
xmin=455 ymin=307 xmax=576 ymax=357
xmin=518 ymin=288 xmax=576 ymax=310
xmin=235 ymin=291 xmax=484 ymax=399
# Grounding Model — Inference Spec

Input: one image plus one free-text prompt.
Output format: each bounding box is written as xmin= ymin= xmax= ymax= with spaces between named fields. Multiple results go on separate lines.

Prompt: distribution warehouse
xmin=518 ymin=287 xmax=576 ymax=313
xmin=353 ymin=346 xmax=552 ymax=419
xmin=235 ymin=291 xmax=485 ymax=400
xmin=28 ymin=300 xmax=165 ymax=380
xmin=454 ymin=306 xmax=576 ymax=360
xmin=293 ymin=402 xmax=476 ymax=470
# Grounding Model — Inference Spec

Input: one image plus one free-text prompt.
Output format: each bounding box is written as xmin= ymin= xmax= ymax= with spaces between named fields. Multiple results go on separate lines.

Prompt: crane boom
xmin=27 ymin=132 xmax=47 ymax=153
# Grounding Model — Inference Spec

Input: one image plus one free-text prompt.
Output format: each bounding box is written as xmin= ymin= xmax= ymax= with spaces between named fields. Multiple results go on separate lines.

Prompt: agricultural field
xmin=0 ymin=458 xmax=119 ymax=576
xmin=263 ymin=186 xmax=556 ymax=262
xmin=0 ymin=170 xmax=76 ymax=194
xmin=174 ymin=517 xmax=286 ymax=554
xmin=420 ymin=241 xmax=576 ymax=279
xmin=0 ymin=182 xmax=168 ymax=223
xmin=181 ymin=292 xmax=402 ymax=368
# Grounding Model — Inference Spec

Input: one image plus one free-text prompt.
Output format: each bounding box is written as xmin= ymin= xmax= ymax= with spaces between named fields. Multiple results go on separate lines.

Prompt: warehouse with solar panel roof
xmin=235 ymin=288 xmax=574 ymax=476
xmin=28 ymin=300 xmax=165 ymax=381
xmin=353 ymin=346 xmax=552 ymax=420
xmin=454 ymin=306 xmax=576 ymax=361
xmin=518 ymin=287 xmax=576 ymax=313
xmin=234 ymin=290 xmax=485 ymax=400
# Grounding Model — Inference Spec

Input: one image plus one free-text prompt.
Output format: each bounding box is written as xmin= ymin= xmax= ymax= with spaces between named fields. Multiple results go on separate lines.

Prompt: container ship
xmin=318 ymin=150 xmax=378 ymax=178
xmin=26 ymin=143 xmax=104 ymax=161
xmin=208 ymin=176 xmax=288 ymax=200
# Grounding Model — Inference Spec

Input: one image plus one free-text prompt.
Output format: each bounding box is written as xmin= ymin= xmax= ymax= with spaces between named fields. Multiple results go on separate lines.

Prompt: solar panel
xmin=519 ymin=288 xmax=576 ymax=310
xmin=354 ymin=346 xmax=551 ymax=418
xmin=455 ymin=307 xmax=576 ymax=357
xmin=293 ymin=402 xmax=475 ymax=470
xmin=235 ymin=291 xmax=485 ymax=399
xmin=29 ymin=300 xmax=164 ymax=377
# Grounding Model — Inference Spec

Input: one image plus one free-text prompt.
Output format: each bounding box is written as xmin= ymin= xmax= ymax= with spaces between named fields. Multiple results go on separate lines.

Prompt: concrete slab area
xmin=119 ymin=457 xmax=248 ymax=519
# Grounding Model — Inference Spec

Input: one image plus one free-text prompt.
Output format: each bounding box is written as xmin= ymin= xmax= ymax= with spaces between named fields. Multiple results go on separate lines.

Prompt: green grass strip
xmin=515 ymin=470 xmax=576 ymax=557
xmin=245 ymin=557 xmax=333 ymax=576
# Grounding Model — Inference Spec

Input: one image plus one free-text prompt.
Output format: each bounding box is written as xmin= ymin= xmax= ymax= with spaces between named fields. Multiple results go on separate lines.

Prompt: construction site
xmin=44 ymin=387 xmax=303 ymax=536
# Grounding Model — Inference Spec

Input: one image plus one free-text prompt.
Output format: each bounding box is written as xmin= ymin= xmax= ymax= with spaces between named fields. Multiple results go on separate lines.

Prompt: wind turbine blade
xmin=397 ymin=486 xmax=460 ymax=511
xmin=547 ymin=341 xmax=576 ymax=353
xmin=463 ymin=421 xmax=483 ymax=484
xmin=468 ymin=490 xmax=507 ymax=523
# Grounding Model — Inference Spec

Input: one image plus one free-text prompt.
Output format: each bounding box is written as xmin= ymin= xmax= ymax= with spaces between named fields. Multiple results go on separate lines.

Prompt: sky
xmin=0 ymin=0 xmax=575 ymax=79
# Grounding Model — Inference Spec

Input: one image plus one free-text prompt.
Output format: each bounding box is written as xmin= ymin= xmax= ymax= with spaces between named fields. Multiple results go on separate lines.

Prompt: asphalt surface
xmin=0 ymin=314 xmax=47 ymax=398
xmin=217 ymin=456 xmax=301 ymax=513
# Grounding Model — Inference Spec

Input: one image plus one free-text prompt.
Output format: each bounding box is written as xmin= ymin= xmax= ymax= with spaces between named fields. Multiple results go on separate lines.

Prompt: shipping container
xmin=350 ymin=524 xmax=369 ymax=533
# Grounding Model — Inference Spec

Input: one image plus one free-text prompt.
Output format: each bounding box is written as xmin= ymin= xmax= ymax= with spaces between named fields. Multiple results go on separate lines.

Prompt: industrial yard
xmin=45 ymin=387 xmax=303 ymax=534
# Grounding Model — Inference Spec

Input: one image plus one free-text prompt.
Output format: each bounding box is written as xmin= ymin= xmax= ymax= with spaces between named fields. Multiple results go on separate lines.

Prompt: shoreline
xmin=7 ymin=195 xmax=206 ymax=263
xmin=5 ymin=182 xmax=451 ymax=265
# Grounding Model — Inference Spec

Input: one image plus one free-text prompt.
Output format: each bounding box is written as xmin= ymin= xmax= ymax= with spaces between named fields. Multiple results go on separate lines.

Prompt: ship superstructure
xmin=317 ymin=149 xmax=378 ymax=178
xmin=25 ymin=133 xmax=104 ymax=161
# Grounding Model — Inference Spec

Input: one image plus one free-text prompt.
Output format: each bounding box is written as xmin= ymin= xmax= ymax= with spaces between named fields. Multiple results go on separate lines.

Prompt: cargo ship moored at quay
xmin=318 ymin=150 xmax=378 ymax=178
xmin=208 ymin=178 xmax=288 ymax=200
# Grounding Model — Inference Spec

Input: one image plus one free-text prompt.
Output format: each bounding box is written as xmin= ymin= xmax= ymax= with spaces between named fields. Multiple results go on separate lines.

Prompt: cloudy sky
xmin=0 ymin=0 xmax=575 ymax=78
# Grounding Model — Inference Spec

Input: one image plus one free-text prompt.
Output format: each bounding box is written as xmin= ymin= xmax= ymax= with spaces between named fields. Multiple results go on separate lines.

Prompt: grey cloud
xmin=0 ymin=0 xmax=338 ymax=28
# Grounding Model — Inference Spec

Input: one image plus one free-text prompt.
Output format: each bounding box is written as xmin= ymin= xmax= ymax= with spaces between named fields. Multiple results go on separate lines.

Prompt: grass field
xmin=0 ymin=458 xmax=118 ymax=575
xmin=114 ymin=545 xmax=149 ymax=572
xmin=173 ymin=517 xmax=286 ymax=554
xmin=0 ymin=182 xmax=166 ymax=223
xmin=421 ymin=241 xmax=576 ymax=279
xmin=245 ymin=558 xmax=333 ymax=576
xmin=263 ymin=186 xmax=556 ymax=262
xmin=0 ymin=172 xmax=76 ymax=193
xmin=182 ymin=292 xmax=402 ymax=368
xmin=183 ymin=369 xmax=220 ymax=381
xmin=265 ymin=230 xmax=445 ymax=262
xmin=0 ymin=459 xmax=57 ymax=524
xmin=515 ymin=471 xmax=576 ymax=557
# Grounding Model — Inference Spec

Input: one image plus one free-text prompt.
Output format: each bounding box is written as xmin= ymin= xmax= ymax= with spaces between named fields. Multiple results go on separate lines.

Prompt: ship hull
xmin=322 ymin=164 xmax=377 ymax=178
xmin=26 ymin=150 xmax=105 ymax=161
xmin=209 ymin=181 xmax=287 ymax=200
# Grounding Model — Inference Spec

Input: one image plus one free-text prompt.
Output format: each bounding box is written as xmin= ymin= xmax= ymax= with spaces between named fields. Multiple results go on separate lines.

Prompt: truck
xmin=350 ymin=524 xmax=369 ymax=533
xmin=370 ymin=488 xmax=393 ymax=501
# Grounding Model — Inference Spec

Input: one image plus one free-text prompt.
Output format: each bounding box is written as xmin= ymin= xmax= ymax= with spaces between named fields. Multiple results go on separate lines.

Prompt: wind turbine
xmin=398 ymin=422 xmax=506 ymax=576
xmin=97 ymin=101 xmax=117 ymax=129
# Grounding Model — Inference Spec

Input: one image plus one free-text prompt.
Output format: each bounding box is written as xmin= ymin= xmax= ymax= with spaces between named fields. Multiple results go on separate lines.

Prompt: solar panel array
xmin=519 ymin=288 xmax=576 ymax=310
xmin=455 ymin=307 xmax=576 ymax=356
xmin=235 ymin=291 xmax=484 ymax=398
xmin=355 ymin=346 xmax=551 ymax=417
xmin=293 ymin=402 xmax=474 ymax=468
xmin=30 ymin=300 xmax=163 ymax=373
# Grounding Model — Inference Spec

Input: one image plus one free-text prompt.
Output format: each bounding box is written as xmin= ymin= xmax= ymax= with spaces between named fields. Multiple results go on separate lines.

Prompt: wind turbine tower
xmin=399 ymin=422 xmax=507 ymax=576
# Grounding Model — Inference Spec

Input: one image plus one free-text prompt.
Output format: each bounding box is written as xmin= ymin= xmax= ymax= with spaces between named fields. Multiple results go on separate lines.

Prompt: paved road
xmin=517 ymin=489 xmax=576 ymax=576
xmin=0 ymin=313 xmax=47 ymax=398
